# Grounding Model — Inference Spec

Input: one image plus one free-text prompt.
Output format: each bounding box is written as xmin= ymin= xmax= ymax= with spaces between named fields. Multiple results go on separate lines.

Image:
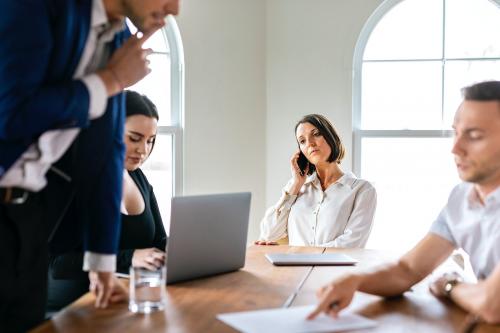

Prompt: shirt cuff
xmin=83 ymin=252 xmax=116 ymax=272
xmin=81 ymin=74 xmax=108 ymax=120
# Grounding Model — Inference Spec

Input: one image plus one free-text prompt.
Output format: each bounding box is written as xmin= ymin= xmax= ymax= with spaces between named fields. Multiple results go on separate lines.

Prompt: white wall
xmin=176 ymin=0 xmax=267 ymax=241
xmin=266 ymin=0 xmax=382 ymax=208
xmin=176 ymin=0 xmax=383 ymax=241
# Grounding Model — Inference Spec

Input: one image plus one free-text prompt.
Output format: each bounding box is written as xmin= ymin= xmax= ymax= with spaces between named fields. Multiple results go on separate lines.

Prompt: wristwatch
xmin=444 ymin=273 xmax=462 ymax=298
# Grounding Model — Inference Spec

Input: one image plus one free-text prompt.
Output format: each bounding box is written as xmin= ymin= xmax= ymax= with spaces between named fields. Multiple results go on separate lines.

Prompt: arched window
xmin=127 ymin=16 xmax=184 ymax=231
xmin=353 ymin=0 xmax=500 ymax=251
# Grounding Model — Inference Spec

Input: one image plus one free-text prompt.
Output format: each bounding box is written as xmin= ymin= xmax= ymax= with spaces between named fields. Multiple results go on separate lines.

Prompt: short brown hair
xmin=294 ymin=114 xmax=346 ymax=175
xmin=462 ymin=80 xmax=500 ymax=102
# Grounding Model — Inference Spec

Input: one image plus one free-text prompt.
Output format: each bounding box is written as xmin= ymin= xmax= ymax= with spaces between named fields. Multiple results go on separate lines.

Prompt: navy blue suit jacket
xmin=0 ymin=0 xmax=130 ymax=254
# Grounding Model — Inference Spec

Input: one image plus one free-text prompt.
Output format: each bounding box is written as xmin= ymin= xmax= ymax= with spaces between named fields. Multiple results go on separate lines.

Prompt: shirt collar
xmin=489 ymin=186 xmax=500 ymax=203
xmin=467 ymin=183 xmax=500 ymax=208
xmin=306 ymin=171 xmax=358 ymax=190
xmin=92 ymin=0 xmax=108 ymax=28
xmin=92 ymin=0 xmax=126 ymax=38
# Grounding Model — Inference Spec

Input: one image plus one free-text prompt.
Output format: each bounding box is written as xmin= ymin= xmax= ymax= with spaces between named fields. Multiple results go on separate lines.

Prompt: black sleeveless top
xmin=116 ymin=168 xmax=166 ymax=272
xmin=46 ymin=168 xmax=167 ymax=313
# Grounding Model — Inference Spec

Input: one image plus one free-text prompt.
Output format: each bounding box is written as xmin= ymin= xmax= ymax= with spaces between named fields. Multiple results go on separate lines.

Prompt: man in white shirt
xmin=308 ymin=80 xmax=500 ymax=324
xmin=0 ymin=0 xmax=179 ymax=331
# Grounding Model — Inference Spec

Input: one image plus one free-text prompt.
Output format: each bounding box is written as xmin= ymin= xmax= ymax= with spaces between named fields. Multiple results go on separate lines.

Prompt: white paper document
xmin=217 ymin=305 xmax=376 ymax=333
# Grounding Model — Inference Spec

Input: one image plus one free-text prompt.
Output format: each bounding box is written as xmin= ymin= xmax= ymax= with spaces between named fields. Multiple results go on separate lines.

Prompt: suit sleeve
xmin=80 ymin=27 xmax=131 ymax=264
xmin=50 ymin=249 xmax=136 ymax=276
xmin=82 ymin=116 xmax=124 ymax=256
xmin=0 ymin=1 xmax=90 ymax=142
xmin=50 ymin=252 xmax=87 ymax=280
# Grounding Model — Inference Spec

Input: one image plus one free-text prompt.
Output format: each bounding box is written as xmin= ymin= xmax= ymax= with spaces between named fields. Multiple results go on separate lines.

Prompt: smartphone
xmin=297 ymin=151 xmax=309 ymax=176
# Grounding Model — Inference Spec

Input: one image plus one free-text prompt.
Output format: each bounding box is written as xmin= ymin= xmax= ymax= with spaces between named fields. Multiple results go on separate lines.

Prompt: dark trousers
xmin=46 ymin=271 xmax=88 ymax=316
xmin=0 ymin=191 xmax=49 ymax=333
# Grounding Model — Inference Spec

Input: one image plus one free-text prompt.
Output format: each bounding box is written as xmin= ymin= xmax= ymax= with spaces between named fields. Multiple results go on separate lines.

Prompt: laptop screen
xmin=166 ymin=192 xmax=251 ymax=284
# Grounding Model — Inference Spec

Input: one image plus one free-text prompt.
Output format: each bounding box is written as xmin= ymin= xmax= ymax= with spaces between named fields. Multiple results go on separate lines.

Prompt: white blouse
xmin=259 ymin=172 xmax=377 ymax=248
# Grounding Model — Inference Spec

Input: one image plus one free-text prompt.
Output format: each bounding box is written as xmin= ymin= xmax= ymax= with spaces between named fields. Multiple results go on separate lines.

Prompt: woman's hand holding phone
xmin=289 ymin=150 xmax=308 ymax=194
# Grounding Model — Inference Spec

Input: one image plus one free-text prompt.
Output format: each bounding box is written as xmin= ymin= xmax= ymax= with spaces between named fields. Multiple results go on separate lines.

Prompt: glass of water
xmin=129 ymin=265 xmax=167 ymax=313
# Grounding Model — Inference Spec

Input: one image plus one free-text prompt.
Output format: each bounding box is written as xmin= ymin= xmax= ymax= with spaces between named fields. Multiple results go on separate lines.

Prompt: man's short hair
xmin=462 ymin=80 xmax=500 ymax=102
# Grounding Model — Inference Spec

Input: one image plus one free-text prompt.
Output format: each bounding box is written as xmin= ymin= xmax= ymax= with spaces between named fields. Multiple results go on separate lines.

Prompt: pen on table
xmin=149 ymin=51 xmax=169 ymax=56
xmin=115 ymin=272 xmax=130 ymax=279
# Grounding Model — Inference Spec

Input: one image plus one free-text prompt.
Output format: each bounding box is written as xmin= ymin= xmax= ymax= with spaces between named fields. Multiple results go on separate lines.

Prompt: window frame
xmin=352 ymin=0 xmax=500 ymax=175
xmin=160 ymin=15 xmax=185 ymax=196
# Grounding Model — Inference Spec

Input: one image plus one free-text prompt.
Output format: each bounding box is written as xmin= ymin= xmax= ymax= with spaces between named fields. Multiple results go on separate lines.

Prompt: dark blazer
xmin=0 ymin=0 xmax=130 ymax=254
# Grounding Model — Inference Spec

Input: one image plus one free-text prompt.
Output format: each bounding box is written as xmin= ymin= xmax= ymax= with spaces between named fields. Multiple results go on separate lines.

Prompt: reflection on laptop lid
xmin=166 ymin=192 xmax=251 ymax=284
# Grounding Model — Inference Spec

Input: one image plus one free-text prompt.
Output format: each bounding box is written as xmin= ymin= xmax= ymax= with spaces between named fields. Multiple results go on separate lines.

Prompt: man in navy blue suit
xmin=0 ymin=0 xmax=179 ymax=331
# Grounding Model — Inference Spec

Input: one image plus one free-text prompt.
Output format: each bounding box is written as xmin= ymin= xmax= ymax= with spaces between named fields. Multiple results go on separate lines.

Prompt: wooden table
xmin=32 ymin=246 xmax=500 ymax=333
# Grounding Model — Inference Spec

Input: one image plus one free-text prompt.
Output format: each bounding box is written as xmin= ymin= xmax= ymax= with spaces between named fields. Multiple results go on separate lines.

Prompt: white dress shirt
xmin=260 ymin=171 xmax=377 ymax=247
xmin=0 ymin=0 xmax=126 ymax=272
xmin=430 ymin=183 xmax=500 ymax=279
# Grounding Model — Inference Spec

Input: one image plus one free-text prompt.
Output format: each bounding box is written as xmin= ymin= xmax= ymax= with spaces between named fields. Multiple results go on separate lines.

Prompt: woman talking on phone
xmin=256 ymin=114 xmax=376 ymax=248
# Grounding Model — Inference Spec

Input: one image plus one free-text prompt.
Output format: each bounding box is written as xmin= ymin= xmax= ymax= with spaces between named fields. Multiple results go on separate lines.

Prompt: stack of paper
xmin=217 ymin=305 xmax=376 ymax=333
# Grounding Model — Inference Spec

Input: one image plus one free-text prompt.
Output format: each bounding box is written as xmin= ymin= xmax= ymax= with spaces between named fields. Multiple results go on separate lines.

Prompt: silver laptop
xmin=166 ymin=192 xmax=251 ymax=284
xmin=265 ymin=253 xmax=358 ymax=266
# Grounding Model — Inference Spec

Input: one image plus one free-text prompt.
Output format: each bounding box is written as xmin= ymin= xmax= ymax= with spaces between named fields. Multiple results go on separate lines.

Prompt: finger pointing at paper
xmin=307 ymin=274 xmax=361 ymax=320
